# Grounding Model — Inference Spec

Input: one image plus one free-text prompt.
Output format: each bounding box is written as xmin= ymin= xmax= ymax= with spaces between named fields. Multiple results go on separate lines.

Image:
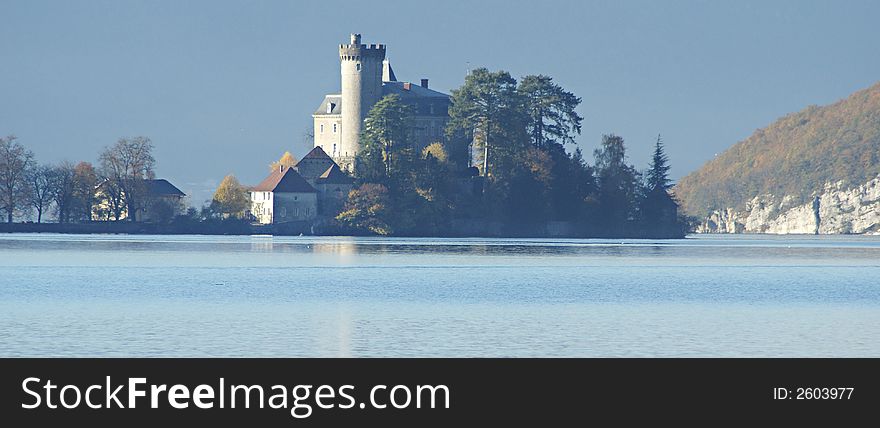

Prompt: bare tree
xmin=98 ymin=137 xmax=155 ymax=222
xmin=52 ymin=162 xmax=77 ymax=223
xmin=0 ymin=135 xmax=35 ymax=223
xmin=27 ymin=164 xmax=55 ymax=223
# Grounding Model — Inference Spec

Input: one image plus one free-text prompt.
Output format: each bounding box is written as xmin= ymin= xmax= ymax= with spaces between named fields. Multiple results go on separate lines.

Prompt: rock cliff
xmin=697 ymin=175 xmax=880 ymax=234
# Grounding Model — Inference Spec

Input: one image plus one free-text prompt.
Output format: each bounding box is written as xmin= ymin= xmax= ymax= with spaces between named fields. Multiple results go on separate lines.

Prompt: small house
xmin=250 ymin=166 xmax=318 ymax=224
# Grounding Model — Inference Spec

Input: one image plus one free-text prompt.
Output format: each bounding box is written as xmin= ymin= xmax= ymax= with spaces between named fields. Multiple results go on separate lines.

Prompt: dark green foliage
xmin=646 ymin=135 xmax=672 ymax=192
xmin=593 ymin=134 xmax=642 ymax=235
xmin=518 ymin=75 xmax=583 ymax=148
xmin=356 ymin=94 xmax=416 ymax=182
xmin=676 ymin=82 xmax=880 ymax=216
xmin=447 ymin=68 xmax=529 ymax=178
xmin=340 ymin=68 xmax=687 ymax=237
xmin=639 ymin=135 xmax=686 ymax=237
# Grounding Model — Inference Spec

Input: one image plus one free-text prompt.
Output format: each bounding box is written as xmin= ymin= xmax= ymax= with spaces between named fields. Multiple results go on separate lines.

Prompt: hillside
xmin=675 ymin=82 xmax=880 ymax=217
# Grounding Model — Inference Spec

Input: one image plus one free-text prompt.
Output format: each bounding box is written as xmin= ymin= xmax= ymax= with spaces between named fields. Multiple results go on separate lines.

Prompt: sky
xmin=2 ymin=0 xmax=879 ymax=204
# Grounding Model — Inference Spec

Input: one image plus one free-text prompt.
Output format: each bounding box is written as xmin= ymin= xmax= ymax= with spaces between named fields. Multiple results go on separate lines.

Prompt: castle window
xmin=333 ymin=143 xmax=336 ymax=154
xmin=327 ymin=103 xmax=333 ymax=114
xmin=320 ymin=124 xmax=324 ymax=134
xmin=356 ymin=63 xmax=361 ymax=71
xmin=333 ymin=124 xmax=337 ymax=133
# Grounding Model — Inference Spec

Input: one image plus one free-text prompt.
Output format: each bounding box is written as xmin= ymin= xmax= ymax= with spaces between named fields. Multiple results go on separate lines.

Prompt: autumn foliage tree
xmin=336 ymin=183 xmax=392 ymax=235
xmin=212 ymin=175 xmax=250 ymax=218
xmin=269 ymin=152 xmax=298 ymax=172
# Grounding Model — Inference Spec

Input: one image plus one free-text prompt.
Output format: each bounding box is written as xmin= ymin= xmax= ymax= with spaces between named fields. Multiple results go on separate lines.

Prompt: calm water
xmin=1 ymin=233 xmax=878 ymax=357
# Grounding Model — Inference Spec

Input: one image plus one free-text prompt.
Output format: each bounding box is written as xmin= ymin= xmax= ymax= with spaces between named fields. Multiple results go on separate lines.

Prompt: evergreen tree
xmin=356 ymin=94 xmax=415 ymax=183
xmin=646 ymin=134 xmax=672 ymax=191
xmin=517 ymin=75 xmax=583 ymax=148
xmin=446 ymin=68 xmax=527 ymax=178
xmin=640 ymin=135 xmax=686 ymax=238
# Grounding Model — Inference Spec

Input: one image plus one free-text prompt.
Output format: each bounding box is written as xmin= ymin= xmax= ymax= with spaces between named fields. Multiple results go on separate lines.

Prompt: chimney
xmin=403 ymin=82 xmax=411 ymax=91
xmin=421 ymin=79 xmax=429 ymax=89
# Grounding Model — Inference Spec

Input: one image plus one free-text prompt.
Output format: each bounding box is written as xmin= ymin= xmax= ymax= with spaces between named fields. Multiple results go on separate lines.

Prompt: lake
xmin=1 ymin=233 xmax=878 ymax=357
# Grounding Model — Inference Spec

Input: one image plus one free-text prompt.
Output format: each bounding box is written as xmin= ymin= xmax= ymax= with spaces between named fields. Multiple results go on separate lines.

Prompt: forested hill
xmin=675 ymin=81 xmax=880 ymax=217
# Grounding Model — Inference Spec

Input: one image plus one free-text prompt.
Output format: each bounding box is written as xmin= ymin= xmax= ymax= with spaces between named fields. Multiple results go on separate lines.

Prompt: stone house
xmin=250 ymin=166 xmax=318 ymax=225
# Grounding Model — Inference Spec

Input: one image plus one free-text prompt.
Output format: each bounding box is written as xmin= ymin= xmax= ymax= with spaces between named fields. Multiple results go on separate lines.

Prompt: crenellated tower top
xmin=339 ymin=33 xmax=386 ymax=61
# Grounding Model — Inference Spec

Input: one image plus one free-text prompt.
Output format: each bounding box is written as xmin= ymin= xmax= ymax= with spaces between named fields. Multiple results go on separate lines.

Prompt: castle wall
xmin=313 ymin=115 xmax=342 ymax=158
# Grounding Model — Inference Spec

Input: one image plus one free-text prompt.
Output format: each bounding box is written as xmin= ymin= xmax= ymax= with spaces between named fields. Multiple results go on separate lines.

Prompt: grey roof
xmin=146 ymin=179 xmax=186 ymax=197
xmin=313 ymin=82 xmax=450 ymax=118
xmin=317 ymin=164 xmax=355 ymax=185
xmin=313 ymin=94 xmax=342 ymax=116
xmin=382 ymin=81 xmax=450 ymax=99
xmin=299 ymin=145 xmax=334 ymax=160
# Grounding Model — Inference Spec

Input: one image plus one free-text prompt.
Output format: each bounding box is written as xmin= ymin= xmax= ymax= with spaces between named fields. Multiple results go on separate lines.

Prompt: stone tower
xmin=338 ymin=33 xmax=385 ymax=169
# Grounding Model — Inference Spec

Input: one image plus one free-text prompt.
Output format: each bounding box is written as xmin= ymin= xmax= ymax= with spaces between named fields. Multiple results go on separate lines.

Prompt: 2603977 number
xmin=796 ymin=387 xmax=853 ymax=399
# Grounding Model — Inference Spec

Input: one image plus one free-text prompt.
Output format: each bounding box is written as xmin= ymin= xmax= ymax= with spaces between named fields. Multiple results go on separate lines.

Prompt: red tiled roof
xmin=251 ymin=167 xmax=316 ymax=193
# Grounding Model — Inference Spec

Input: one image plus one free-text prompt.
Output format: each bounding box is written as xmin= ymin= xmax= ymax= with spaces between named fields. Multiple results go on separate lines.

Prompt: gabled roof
xmin=313 ymin=94 xmax=342 ymax=116
xmin=317 ymin=164 xmax=355 ymax=185
xmin=146 ymin=179 xmax=186 ymax=197
xmin=252 ymin=167 xmax=316 ymax=193
xmin=299 ymin=145 xmax=334 ymax=161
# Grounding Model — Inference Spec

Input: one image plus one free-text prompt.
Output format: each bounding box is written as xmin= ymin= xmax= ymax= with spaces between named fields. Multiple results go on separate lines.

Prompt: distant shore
xmin=0 ymin=220 xmax=688 ymax=239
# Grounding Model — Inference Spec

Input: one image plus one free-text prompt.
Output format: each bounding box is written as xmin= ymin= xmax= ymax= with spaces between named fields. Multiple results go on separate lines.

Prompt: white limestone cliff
xmin=697 ymin=175 xmax=880 ymax=234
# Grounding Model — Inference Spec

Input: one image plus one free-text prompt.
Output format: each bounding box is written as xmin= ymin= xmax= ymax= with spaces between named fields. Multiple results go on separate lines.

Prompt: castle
xmin=313 ymin=33 xmax=451 ymax=171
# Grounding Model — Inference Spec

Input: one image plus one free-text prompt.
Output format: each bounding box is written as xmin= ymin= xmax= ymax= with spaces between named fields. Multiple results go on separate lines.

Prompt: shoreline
xmin=0 ymin=221 xmax=688 ymax=239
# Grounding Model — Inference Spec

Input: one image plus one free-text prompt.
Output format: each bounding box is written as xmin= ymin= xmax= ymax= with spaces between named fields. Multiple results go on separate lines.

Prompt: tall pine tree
xmin=646 ymin=134 xmax=672 ymax=191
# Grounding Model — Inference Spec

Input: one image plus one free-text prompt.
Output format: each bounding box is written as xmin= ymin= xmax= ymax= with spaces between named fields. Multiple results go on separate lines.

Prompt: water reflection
xmin=0 ymin=233 xmax=879 ymax=356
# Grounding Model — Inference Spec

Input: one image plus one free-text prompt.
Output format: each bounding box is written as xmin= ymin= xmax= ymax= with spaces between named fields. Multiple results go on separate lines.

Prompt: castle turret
xmin=338 ymin=33 xmax=385 ymax=170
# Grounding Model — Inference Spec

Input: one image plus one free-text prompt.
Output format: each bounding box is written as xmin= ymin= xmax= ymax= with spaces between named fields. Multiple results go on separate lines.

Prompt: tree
xmin=447 ymin=68 xmax=527 ymax=178
xmin=212 ymin=175 xmax=249 ymax=218
xmin=645 ymin=134 xmax=672 ymax=192
xmin=640 ymin=135 xmax=686 ymax=238
xmin=72 ymin=162 xmax=98 ymax=222
xmin=269 ymin=151 xmax=298 ymax=173
xmin=517 ymin=75 xmax=583 ymax=148
xmin=52 ymin=162 xmax=77 ymax=223
xmin=26 ymin=164 xmax=55 ymax=223
xmin=98 ymin=136 xmax=155 ymax=222
xmin=594 ymin=134 xmax=640 ymax=235
xmin=0 ymin=135 xmax=35 ymax=223
xmin=336 ymin=183 xmax=392 ymax=235
xmin=543 ymin=144 xmax=597 ymax=221
xmin=356 ymin=94 xmax=415 ymax=182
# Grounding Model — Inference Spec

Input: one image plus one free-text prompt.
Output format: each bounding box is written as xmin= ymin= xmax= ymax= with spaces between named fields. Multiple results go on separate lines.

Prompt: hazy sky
xmin=2 ymin=0 xmax=879 ymax=204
